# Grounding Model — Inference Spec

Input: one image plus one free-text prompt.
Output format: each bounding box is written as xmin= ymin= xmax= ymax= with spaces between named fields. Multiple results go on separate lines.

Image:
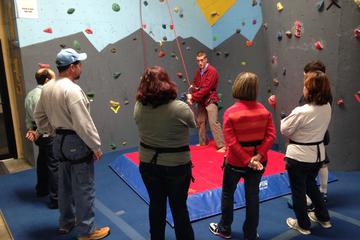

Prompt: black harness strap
xmin=239 ymin=140 xmax=263 ymax=155
xmin=140 ymin=142 xmax=194 ymax=182
xmin=289 ymin=139 xmax=323 ymax=162
xmin=140 ymin=142 xmax=190 ymax=164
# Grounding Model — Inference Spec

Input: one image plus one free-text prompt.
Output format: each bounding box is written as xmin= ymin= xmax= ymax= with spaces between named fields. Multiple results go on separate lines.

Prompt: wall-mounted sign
xmin=15 ymin=0 xmax=38 ymax=19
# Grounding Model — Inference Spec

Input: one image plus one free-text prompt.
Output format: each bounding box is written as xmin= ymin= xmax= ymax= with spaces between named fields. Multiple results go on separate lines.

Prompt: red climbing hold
xmin=38 ymin=63 xmax=50 ymax=68
xmin=159 ymin=50 xmax=165 ymax=58
xmin=268 ymin=95 xmax=276 ymax=108
xmin=315 ymin=41 xmax=324 ymax=50
xmin=43 ymin=27 xmax=53 ymax=34
xmin=85 ymin=28 xmax=93 ymax=34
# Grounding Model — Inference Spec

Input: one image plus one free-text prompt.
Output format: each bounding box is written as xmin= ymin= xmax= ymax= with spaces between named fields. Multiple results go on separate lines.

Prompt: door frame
xmin=0 ymin=40 xmax=17 ymax=159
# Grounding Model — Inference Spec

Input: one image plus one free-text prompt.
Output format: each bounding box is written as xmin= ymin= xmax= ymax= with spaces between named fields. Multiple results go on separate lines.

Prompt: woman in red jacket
xmin=209 ymin=72 xmax=276 ymax=240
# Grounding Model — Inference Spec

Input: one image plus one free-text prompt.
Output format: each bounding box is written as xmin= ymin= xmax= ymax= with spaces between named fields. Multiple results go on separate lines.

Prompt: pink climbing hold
xmin=159 ymin=50 xmax=165 ymax=58
xmin=354 ymin=26 xmax=360 ymax=39
xmin=268 ymin=95 xmax=276 ymax=108
xmin=38 ymin=63 xmax=50 ymax=68
xmin=294 ymin=21 xmax=302 ymax=38
xmin=336 ymin=99 xmax=344 ymax=106
xmin=170 ymin=23 xmax=174 ymax=30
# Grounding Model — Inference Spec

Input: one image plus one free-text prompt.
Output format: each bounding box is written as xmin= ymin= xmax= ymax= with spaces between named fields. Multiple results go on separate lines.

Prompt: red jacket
xmin=191 ymin=64 xmax=219 ymax=106
xmin=223 ymin=101 xmax=276 ymax=167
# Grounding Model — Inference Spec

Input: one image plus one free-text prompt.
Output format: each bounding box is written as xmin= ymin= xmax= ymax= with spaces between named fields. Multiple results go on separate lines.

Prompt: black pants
xmin=35 ymin=136 xmax=58 ymax=202
xmin=285 ymin=157 xmax=330 ymax=230
xmin=218 ymin=163 xmax=265 ymax=240
xmin=139 ymin=162 xmax=194 ymax=240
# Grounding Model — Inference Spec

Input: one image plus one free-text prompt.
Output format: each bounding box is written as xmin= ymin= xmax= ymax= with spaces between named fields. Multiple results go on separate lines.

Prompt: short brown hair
xmin=303 ymin=71 xmax=332 ymax=105
xmin=35 ymin=68 xmax=55 ymax=85
xmin=196 ymin=51 xmax=207 ymax=58
xmin=232 ymin=72 xmax=259 ymax=101
xmin=136 ymin=66 xmax=177 ymax=107
xmin=304 ymin=60 xmax=326 ymax=73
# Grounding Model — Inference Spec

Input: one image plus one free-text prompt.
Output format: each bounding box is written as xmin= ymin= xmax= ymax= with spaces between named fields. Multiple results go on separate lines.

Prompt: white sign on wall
xmin=15 ymin=0 xmax=38 ymax=19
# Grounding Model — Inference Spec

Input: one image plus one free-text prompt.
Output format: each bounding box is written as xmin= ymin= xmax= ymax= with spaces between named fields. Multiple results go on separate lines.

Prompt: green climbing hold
xmin=110 ymin=143 xmax=117 ymax=150
xmin=113 ymin=72 xmax=121 ymax=79
xmin=73 ymin=40 xmax=81 ymax=50
xmin=213 ymin=36 xmax=218 ymax=41
xmin=67 ymin=8 xmax=75 ymax=14
xmin=112 ymin=3 xmax=120 ymax=12
xmin=86 ymin=92 xmax=95 ymax=102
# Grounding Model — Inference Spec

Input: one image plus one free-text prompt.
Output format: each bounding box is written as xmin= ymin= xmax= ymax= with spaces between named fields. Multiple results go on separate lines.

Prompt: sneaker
xmin=77 ymin=226 xmax=111 ymax=240
xmin=286 ymin=218 xmax=311 ymax=235
xmin=59 ymin=223 xmax=76 ymax=234
xmin=308 ymin=212 xmax=332 ymax=228
xmin=209 ymin=223 xmax=231 ymax=239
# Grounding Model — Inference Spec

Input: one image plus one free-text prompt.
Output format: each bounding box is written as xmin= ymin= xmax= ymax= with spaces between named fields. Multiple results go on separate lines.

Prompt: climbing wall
xmin=261 ymin=0 xmax=360 ymax=170
xmin=14 ymin=0 xmax=360 ymax=170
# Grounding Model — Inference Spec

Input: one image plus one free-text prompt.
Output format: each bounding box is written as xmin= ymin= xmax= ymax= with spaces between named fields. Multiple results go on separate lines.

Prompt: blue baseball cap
xmin=55 ymin=48 xmax=87 ymax=67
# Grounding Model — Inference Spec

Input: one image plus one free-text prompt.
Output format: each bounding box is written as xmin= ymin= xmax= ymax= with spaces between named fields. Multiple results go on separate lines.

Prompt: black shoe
xmin=209 ymin=223 xmax=231 ymax=239
xmin=36 ymin=191 xmax=49 ymax=198
xmin=48 ymin=200 xmax=58 ymax=209
xmin=244 ymin=233 xmax=260 ymax=240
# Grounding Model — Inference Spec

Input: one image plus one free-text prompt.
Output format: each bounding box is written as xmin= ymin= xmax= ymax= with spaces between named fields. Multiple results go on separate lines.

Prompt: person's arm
xmin=69 ymin=96 xmax=101 ymax=154
xmin=257 ymin=113 xmax=276 ymax=158
xmin=177 ymin=102 xmax=196 ymax=128
xmin=33 ymin=93 xmax=54 ymax=135
xmin=191 ymin=70 xmax=218 ymax=102
xmin=280 ymin=107 xmax=303 ymax=138
xmin=223 ymin=110 xmax=252 ymax=165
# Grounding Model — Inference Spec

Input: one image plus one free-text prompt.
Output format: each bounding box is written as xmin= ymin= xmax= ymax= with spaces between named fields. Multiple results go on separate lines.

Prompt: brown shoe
xmin=77 ymin=226 xmax=111 ymax=240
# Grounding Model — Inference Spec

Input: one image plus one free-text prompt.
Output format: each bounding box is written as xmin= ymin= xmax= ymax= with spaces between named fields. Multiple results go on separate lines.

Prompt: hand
xmin=186 ymin=94 xmax=193 ymax=105
xmin=248 ymin=160 xmax=263 ymax=171
xmin=25 ymin=130 xmax=39 ymax=142
xmin=93 ymin=149 xmax=103 ymax=161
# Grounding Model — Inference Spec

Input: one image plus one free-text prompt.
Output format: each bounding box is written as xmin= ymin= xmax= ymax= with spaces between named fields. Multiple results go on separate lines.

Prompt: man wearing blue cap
xmin=34 ymin=48 xmax=110 ymax=240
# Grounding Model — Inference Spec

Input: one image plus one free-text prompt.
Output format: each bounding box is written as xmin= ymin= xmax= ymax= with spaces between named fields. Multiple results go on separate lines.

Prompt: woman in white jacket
xmin=281 ymin=71 xmax=332 ymax=235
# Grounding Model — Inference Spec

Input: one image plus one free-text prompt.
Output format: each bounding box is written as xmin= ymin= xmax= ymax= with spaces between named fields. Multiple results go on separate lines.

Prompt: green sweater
xmin=134 ymin=100 xmax=196 ymax=166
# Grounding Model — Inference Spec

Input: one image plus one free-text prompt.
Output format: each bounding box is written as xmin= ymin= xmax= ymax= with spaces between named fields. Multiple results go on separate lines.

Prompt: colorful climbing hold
xmin=38 ymin=63 xmax=50 ymax=68
xmin=60 ymin=44 xmax=66 ymax=48
xmin=111 ymin=48 xmax=117 ymax=53
xmin=236 ymin=28 xmax=241 ymax=34
xmin=336 ymin=99 xmax=344 ymax=106
xmin=110 ymin=143 xmax=117 ymax=150
xmin=176 ymin=72 xmax=183 ymax=78
xmin=67 ymin=8 xmax=75 ymax=14
xmin=263 ymin=23 xmax=269 ymax=30
xmin=315 ymin=41 xmax=324 ymax=50
xmin=43 ymin=27 xmax=53 ymax=34
xmin=285 ymin=30 xmax=292 ymax=38
xmin=162 ymin=24 xmax=166 ymax=29
xmin=159 ymin=50 xmax=166 ymax=58
xmin=112 ymin=72 xmax=122 ymax=79
xmin=240 ymin=61 xmax=247 ymax=66
xmin=268 ymin=95 xmax=276 ymax=108
xmin=112 ymin=3 xmax=120 ymax=12
xmin=282 ymin=67 xmax=287 ymax=76
xmin=162 ymin=36 xmax=167 ymax=41
xmin=355 ymin=0 xmax=360 ymax=8
xmin=84 ymin=28 xmax=93 ymax=34
xmin=143 ymin=1 xmax=148 ymax=6
xmin=272 ymin=56 xmax=277 ymax=64
xmin=294 ymin=21 xmax=303 ymax=38
xmin=252 ymin=19 xmax=257 ymax=25
xmin=246 ymin=40 xmax=254 ymax=47
xmin=73 ymin=40 xmax=81 ymax=50
xmin=277 ymin=31 xmax=283 ymax=41
xmin=252 ymin=0 xmax=258 ymax=7
xmin=174 ymin=6 xmax=180 ymax=13
xmin=273 ymin=78 xmax=279 ymax=86
xmin=86 ymin=92 xmax=95 ymax=102
xmin=213 ymin=36 xmax=218 ymax=41
xmin=170 ymin=23 xmax=174 ymax=30
xmin=354 ymin=91 xmax=360 ymax=102
xmin=317 ymin=0 xmax=325 ymax=11
xmin=277 ymin=2 xmax=284 ymax=12
xmin=354 ymin=26 xmax=360 ymax=39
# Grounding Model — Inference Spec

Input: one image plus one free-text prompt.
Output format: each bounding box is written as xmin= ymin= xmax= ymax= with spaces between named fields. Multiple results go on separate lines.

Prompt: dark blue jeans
xmin=218 ymin=163 xmax=265 ymax=240
xmin=35 ymin=136 xmax=58 ymax=202
xmin=139 ymin=162 xmax=194 ymax=240
xmin=286 ymin=157 xmax=330 ymax=230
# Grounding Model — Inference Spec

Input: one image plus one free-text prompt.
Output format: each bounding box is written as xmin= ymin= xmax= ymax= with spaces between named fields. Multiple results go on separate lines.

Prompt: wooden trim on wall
xmin=0 ymin=2 xmax=25 ymax=160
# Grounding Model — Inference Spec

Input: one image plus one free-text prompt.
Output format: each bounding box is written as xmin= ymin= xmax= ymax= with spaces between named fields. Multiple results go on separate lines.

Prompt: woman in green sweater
xmin=134 ymin=66 xmax=196 ymax=240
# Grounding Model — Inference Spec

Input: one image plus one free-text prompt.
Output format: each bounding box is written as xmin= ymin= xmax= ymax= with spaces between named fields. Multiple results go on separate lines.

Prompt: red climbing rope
xmin=165 ymin=0 xmax=192 ymax=89
xmin=139 ymin=0 xmax=148 ymax=69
